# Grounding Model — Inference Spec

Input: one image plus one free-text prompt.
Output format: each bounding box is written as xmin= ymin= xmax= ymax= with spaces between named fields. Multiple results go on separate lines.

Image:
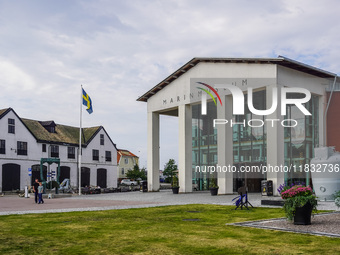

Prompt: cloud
xmin=0 ymin=60 xmax=36 ymax=91
xmin=0 ymin=0 xmax=339 ymax=167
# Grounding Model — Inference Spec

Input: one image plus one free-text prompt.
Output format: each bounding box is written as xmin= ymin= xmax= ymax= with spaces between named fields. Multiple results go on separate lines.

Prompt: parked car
xmin=120 ymin=179 xmax=138 ymax=186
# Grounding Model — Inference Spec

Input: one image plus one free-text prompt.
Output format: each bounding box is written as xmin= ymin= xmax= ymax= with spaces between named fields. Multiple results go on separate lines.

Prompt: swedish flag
xmin=82 ymin=88 xmax=93 ymax=114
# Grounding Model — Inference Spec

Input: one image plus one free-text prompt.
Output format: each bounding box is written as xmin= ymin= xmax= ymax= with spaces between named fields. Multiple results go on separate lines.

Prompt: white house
xmin=0 ymin=108 xmax=118 ymax=192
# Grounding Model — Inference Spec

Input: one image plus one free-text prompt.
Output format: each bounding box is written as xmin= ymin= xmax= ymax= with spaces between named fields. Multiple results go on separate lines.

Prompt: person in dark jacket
xmin=33 ymin=179 xmax=39 ymax=204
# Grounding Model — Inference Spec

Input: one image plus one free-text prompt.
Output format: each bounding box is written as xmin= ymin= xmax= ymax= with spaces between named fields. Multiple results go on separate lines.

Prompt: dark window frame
xmin=17 ymin=141 xmax=27 ymax=155
xmin=68 ymin=147 xmax=76 ymax=159
xmin=100 ymin=134 xmax=104 ymax=145
xmin=8 ymin=118 xmax=15 ymax=134
xmin=105 ymin=151 xmax=111 ymax=162
xmin=92 ymin=149 xmax=99 ymax=161
xmin=51 ymin=145 xmax=59 ymax=158
xmin=0 ymin=139 xmax=5 ymax=154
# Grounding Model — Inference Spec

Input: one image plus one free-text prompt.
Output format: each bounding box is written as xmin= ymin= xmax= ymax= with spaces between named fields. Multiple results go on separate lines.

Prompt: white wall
xmin=0 ymin=110 xmax=118 ymax=191
xmin=147 ymin=62 xmax=277 ymax=113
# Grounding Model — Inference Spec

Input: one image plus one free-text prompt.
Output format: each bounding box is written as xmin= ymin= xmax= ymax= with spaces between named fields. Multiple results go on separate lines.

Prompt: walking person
xmin=38 ymin=182 xmax=44 ymax=204
xmin=33 ymin=179 xmax=39 ymax=203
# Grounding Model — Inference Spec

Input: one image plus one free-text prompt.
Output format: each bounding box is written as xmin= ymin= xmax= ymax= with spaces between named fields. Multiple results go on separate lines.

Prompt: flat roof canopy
xmin=137 ymin=56 xmax=337 ymax=102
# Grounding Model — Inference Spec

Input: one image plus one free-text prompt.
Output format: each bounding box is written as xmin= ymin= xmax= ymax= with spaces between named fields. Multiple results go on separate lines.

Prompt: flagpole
xmin=78 ymin=85 xmax=83 ymax=196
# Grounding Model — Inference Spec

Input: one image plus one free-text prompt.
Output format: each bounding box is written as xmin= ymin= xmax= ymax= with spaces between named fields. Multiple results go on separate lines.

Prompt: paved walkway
xmin=0 ymin=190 xmax=338 ymax=215
xmin=228 ymin=212 xmax=340 ymax=238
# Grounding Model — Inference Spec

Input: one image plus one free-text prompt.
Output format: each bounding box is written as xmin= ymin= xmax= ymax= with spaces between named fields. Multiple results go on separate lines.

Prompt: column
xmin=217 ymin=95 xmax=234 ymax=194
xmin=319 ymin=92 xmax=325 ymax=146
xmin=147 ymin=111 xmax=160 ymax=191
xmin=266 ymin=85 xmax=284 ymax=195
xmin=178 ymin=104 xmax=192 ymax=193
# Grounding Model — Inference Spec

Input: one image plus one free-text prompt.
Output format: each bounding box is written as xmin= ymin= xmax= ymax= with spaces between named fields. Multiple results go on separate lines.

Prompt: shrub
xmin=334 ymin=190 xmax=340 ymax=208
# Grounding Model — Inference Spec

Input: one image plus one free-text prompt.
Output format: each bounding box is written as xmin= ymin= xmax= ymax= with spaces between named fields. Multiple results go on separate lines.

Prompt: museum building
xmin=137 ymin=56 xmax=340 ymax=195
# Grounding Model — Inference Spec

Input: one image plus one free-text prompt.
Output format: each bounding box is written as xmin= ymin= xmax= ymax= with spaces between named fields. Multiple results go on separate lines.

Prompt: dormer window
xmin=39 ymin=121 xmax=57 ymax=133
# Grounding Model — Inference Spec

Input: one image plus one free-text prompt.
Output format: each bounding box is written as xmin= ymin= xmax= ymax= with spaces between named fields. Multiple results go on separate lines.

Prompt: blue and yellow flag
xmin=82 ymin=88 xmax=93 ymax=114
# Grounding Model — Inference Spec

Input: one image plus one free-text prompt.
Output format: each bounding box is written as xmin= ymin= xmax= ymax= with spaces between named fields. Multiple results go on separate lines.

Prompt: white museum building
xmin=138 ymin=56 xmax=339 ymax=196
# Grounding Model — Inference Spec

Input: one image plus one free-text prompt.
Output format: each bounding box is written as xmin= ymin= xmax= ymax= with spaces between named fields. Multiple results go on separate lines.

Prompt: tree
xmin=163 ymin=159 xmax=178 ymax=183
xmin=126 ymin=164 xmax=147 ymax=181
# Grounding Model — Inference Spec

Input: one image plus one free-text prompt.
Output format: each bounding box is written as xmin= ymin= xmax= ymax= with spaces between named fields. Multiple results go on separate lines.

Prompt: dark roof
xmin=22 ymin=118 xmax=100 ymax=146
xmin=39 ymin=120 xmax=56 ymax=126
xmin=137 ymin=56 xmax=337 ymax=102
xmin=0 ymin=108 xmax=11 ymax=118
xmin=0 ymin=107 xmax=116 ymax=148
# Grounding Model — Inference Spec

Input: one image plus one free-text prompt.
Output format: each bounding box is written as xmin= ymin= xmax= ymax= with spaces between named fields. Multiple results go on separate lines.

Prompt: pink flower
xmin=280 ymin=185 xmax=313 ymax=199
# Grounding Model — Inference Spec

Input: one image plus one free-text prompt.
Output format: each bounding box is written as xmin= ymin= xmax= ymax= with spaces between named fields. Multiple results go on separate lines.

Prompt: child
xmin=38 ymin=182 xmax=44 ymax=204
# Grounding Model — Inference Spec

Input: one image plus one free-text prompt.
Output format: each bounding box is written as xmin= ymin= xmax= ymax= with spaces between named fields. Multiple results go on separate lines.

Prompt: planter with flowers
xmin=279 ymin=184 xmax=317 ymax=225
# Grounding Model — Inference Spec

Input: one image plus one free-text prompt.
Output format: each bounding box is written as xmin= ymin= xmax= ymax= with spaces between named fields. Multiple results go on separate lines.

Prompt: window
xmin=68 ymin=147 xmax=76 ymax=159
xmin=93 ymin=149 xmax=99 ymax=161
xmin=284 ymin=95 xmax=319 ymax=182
xmin=121 ymin=168 xmax=124 ymax=175
xmin=48 ymin=126 xmax=55 ymax=133
xmin=17 ymin=141 xmax=27 ymax=155
xmin=40 ymin=121 xmax=56 ymax=133
xmin=0 ymin=140 xmax=5 ymax=154
xmin=8 ymin=118 xmax=15 ymax=134
xmin=51 ymin=145 xmax=59 ymax=158
xmin=105 ymin=151 xmax=111 ymax=162
xmin=100 ymin=134 xmax=104 ymax=145
xmin=42 ymin=144 xmax=46 ymax=152
xmin=124 ymin=158 xmax=129 ymax=164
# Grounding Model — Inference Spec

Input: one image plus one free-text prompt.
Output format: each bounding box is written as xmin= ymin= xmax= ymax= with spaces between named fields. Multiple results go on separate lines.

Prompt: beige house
xmin=117 ymin=149 xmax=139 ymax=179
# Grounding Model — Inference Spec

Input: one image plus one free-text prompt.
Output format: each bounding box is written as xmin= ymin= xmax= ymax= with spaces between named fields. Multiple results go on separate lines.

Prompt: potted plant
xmin=279 ymin=184 xmax=317 ymax=225
xmin=209 ymin=179 xmax=219 ymax=196
xmin=171 ymin=176 xmax=179 ymax=194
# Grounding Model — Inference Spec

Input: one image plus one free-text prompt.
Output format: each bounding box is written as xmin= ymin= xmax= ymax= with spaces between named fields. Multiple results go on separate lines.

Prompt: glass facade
xmin=284 ymin=94 xmax=319 ymax=185
xmin=192 ymin=102 xmax=217 ymax=190
xmin=233 ymin=90 xmax=266 ymax=192
xmin=191 ymin=89 xmax=320 ymax=192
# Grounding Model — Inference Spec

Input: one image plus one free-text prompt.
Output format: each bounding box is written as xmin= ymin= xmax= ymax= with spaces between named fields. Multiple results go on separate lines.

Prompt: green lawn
xmin=0 ymin=205 xmax=339 ymax=254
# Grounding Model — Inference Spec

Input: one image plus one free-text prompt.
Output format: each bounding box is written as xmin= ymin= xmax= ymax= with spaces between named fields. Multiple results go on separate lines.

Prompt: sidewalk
xmin=0 ymin=191 xmax=338 ymax=215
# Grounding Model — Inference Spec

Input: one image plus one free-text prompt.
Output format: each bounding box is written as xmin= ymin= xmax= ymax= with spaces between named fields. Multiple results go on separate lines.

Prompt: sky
xmin=0 ymin=0 xmax=340 ymax=169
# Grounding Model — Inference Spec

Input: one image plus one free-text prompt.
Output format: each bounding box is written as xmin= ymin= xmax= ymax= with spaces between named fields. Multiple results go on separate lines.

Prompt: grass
xmin=0 ymin=205 xmax=339 ymax=254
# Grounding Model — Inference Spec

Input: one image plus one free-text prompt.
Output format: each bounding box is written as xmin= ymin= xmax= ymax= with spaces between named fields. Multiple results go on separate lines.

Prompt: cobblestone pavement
xmin=228 ymin=212 xmax=340 ymax=238
xmin=0 ymin=190 xmax=338 ymax=215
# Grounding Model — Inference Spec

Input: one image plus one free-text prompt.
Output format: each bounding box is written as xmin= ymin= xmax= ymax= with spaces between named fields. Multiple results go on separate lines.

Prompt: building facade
xmin=117 ymin=149 xmax=139 ymax=180
xmin=0 ymin=108 xmax=118 ymax=192
xmin=138 ymin=57 xmax=338 ymax=195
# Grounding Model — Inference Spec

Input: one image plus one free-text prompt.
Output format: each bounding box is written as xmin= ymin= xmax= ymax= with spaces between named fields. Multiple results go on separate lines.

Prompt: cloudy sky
xmin=0 ymin=0 xmax=339 ymax=168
